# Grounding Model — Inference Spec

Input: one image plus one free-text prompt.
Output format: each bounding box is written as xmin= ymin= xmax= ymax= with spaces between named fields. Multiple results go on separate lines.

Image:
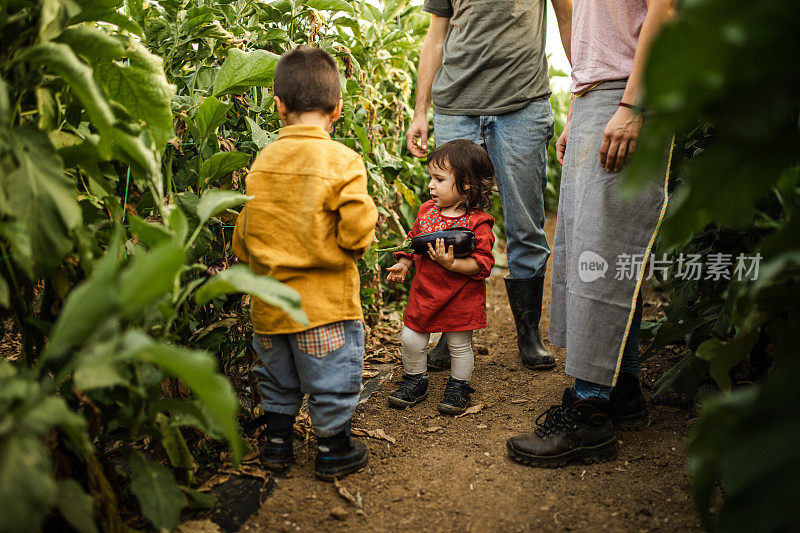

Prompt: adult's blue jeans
xmin=433 ymin=97 xmax=554 ymax=278
xmin=252 ymin=320 xmax=364 ymax=437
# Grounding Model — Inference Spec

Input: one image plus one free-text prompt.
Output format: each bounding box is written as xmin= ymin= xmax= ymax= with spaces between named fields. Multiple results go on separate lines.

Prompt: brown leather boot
xmin=506 ymin=388 xmax=617 ymax=467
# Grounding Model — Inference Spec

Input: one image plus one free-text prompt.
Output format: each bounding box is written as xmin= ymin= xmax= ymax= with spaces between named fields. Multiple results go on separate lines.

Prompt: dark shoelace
xmin=534 ymin=405 xmax=577 ymax=437
xmin=442 ymin=381 xmax=474 ymax=406
xmin=397 ymin=375 xmax=425 ymax=395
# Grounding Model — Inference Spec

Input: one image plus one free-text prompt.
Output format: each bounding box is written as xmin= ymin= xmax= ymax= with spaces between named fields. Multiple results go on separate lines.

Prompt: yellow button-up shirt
xmin=232 ymin=125 xmax=378 ymax=334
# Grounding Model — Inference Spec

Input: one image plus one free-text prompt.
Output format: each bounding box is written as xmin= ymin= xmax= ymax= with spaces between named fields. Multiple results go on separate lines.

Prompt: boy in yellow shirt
xmin=232 ymin=46 xmax=378 ymax=480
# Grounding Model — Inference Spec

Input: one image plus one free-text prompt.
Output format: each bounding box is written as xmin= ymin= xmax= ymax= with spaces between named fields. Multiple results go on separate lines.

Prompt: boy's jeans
xmin=252 ymin=320 xmax=364 ymax=437
xmin=433 ymin=97 xmax=555 ymax=279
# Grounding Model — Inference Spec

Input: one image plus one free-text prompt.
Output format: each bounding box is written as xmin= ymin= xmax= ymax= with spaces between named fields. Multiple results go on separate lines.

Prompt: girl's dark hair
xmin=427 ymin=139 xmax=495 ymax=211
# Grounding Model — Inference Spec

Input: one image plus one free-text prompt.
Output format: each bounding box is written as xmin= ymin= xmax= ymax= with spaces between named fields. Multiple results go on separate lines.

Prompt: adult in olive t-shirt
xmin=406 ymin=0 xmax=572 ymax=371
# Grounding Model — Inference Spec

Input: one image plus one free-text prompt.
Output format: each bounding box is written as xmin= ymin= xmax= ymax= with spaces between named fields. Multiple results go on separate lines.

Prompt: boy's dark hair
xmin=427 ymin=139 xmax=495 ymax=211
xmin=273 ymin=45 xmax=341 ymax=114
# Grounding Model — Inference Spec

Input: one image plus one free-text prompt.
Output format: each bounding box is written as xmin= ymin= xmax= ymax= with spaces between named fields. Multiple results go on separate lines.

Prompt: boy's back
xmin=233 ymin=124 xmax=377 ymax=333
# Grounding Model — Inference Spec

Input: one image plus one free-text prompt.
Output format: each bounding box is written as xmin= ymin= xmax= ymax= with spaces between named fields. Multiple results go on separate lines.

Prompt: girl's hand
xmin=428 ymin=238 xmax=455 ymax=270
xmin=386 ymin=262 xmax=410 ymax=282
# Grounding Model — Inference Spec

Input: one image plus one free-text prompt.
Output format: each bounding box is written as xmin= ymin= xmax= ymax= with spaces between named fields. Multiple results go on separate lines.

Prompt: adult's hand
xmin=555 ymin=128 xmax=569 ymax=165
xmin=406 ymin=115 xmax=429 ymax=158
xmin=599 ymin=106 xmax=642 ymax=173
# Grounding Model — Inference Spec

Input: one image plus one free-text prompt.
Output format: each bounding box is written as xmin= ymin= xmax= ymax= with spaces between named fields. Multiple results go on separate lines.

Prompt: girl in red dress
xmin=386 ymin=139 xmax=495 ymax=415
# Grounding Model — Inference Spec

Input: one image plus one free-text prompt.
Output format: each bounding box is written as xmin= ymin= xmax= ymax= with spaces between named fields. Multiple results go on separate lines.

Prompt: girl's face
xmin=428 ymin=162 xmax=467 ymax=209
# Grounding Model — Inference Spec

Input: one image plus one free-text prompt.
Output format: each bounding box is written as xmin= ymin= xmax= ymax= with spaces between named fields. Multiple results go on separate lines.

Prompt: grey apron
xmin=548 ymin=80 xmax=671 ymax=387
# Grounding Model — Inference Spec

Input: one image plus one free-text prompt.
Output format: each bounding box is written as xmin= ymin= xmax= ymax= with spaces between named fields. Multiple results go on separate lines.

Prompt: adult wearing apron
xmin=507 ymin=0 xmax=676 ymax=467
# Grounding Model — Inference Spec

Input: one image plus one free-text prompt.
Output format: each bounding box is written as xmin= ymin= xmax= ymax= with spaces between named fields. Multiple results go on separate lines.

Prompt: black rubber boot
xmin=314 ymin=424 xmax=369 ymax=481
xmin=387 ymin=373 xmax=429 ymax=408
xmin=437 ymin=376 xmax=475 ymax=415
xmin=609 ymin=372 xmax=648 ymax=430
xmin=426 ymin=336 xmax=451 ymax=371
xmin=506 ymin=388 xmax=617 ymax=467
xmin=259 ymin=412 xmax=295 ymax=472
xmin=504 ymin=276 xmax=556 ymax=369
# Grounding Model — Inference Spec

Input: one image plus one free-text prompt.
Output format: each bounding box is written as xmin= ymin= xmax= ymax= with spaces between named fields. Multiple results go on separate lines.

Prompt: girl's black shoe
xmin=387 ymin=372 xmax=429 ymax=407
xmin=259 ymin=412 xmax=295 ymax=472
xmin=314 ymin=428 xmax=369 ymax=481
xmin=437 ymin=376 xmax=475 ymax=415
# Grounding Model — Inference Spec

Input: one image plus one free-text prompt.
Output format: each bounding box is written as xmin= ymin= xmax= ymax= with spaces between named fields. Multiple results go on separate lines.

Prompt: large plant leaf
xmin=118 ymin=242 xmax=184 ymax=317
xmin=15 ymin=43 xmax=115 ymax=158
xmin=198 ymin=151 xmax=250 ymax=188
xmin=127 ymin=450 xmax=185 ymax=531
xmin=57 ymin=27 xmax=126 ymax=62
xmin=0 ymin=436 xmax=57 ymax=533
xmin=192 ymin=95 xmax=232 ymax=143
xmin=195 ymin=189 xmax=251 ymax=224
xmin=307 ymin=0 xmax=354 ymax=15
xmin=55 ymin=480 xmax=98 ymax=533
xmin=212 ymin=48 xmax=279 ymax=96
xmin=1 ymin=128 xmax=82 ymax=276
xmin=95 ymin=38 xmax=176 ymax=151
xmin=132 ymin=338 xmax=248 ymax=462
xmin=195 ymin=264 xmax=308 ymax=326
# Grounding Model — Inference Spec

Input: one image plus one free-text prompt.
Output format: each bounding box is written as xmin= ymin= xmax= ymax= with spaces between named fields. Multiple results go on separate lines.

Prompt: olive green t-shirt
xmin=423 ymin=0 xmax=551 ymax=116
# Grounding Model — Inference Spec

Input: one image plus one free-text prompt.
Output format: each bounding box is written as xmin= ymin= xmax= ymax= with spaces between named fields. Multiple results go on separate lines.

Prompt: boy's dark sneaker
xmin=506 ymin=388 xmax=617 ymax=468
xmin=437 ymin=376 xmax=475 ymax=415
xmin=387 ymin=372 xmax=429 ymax=408
xmin=609 ymin=372 xmax=648 ymax=430
xmin=314 ymin=427 xmax=369 ymax=481
xmin=259 ymin=412 xmax=295 ymax=472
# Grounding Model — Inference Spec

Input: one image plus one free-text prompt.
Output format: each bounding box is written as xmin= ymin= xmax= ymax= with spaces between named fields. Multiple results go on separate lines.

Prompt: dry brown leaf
xmin=334 ymin=478 xmax=364 ymax=515
xmin=197 ymin=474 xmax=230 ymax=492
xmin=423 ymin=426 xmax=444 ymax=433
xmin=352 ymin=427 xmax=396 ymax=444
xmin=455 ymin=403 xmax=485 ymax=419
xmin=510 ymin=399 xmax=529 ymax=404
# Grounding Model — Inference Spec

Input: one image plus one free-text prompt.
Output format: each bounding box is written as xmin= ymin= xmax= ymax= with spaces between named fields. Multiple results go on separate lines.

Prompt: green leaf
xmin=212 ymin=48 xmax=279 ymax=96
xmin=15 ymin=43 xmax=116 ymax=158
xmin=156 ymin=413 xmax=195 ymax=484
xmin=196 ymin=189 xmax=251 ymax=224
xmin=198 ymin=151 xmax=250 ymax=188
xmin=181 ymin=486 xmax=217 ymax=510
xmin=118 ymin=243 xmax=184 ymax=317
xmin=0 ymin=128 xmax=82 ymax=276
xmin=69 ymin=9 xmax=144 ymax=36
xmin=74 ymin=359 xmax=130 ymax=390
xmin=0 ymin=277 xmax=8 ymax=309
xmin=0 ymin=436 xmax=57 ymax=533
xmin=196 ymin=264 xmax=308 ymax=326
xmin=245 ymin=116 xmax=270 ymax=150
xmin=22 ymin=396 xmax=90 ymax=452
xmin=55 ymin=480 xmax=98 ymax=533
xmin=0 ymin=76 xmax=10 ymax=127
xmin=193 ymin=96 xmax=232 ymax=143
xmin=127 ymin=450 xmax=185 ymax=531
xmin=42 ymin=243 xmax=120 ymax=364
xmin=157 ymin=399 xmax=225 ymax=439
xmin=95 ymin=38 xmax=176 ymax=151
xmin=307 ymin=0 xmax=354 ymax=15
xmin=128 ymin=215 xmax=173 ymax=247
xmin=133 ymin=340 xmax=248 ymax=463
xmin=57 ymin=27 xmax=126 ymax=62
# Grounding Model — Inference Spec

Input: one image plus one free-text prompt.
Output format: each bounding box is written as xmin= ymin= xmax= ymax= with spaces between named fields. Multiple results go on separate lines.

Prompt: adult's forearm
xmin=621 ymin=0 xmax=676 ymax=105
xmin=413 ymin=17 xmax=447 ymax=117
xmin=551 ymin=0 xmax=573 ymax=64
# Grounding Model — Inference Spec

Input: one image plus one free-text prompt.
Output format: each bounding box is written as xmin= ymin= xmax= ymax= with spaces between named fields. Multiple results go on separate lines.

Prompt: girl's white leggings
xmin=401 ymin=327 xmax=474 ymax=381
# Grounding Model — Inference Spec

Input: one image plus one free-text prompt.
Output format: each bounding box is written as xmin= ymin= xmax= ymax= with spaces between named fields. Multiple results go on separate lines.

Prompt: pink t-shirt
xmin=569 ymin=0 xmax=648 ymax=93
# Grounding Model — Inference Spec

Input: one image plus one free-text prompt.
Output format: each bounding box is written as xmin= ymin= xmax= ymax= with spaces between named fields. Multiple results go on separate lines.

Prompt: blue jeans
xmin=433 ymin=97 xmax=554 ymax=278
xmin=252 ymin=320 xmax=364 ymax=437
xmin=574 ymin=293 xmax=643 ymax=400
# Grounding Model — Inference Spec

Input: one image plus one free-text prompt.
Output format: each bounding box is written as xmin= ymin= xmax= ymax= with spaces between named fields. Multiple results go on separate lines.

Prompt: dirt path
xmin=243 ymin=215 xmax=701 ymax=532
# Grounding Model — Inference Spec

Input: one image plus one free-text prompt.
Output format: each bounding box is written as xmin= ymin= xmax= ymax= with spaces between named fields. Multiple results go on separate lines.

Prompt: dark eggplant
xmin=376 ymin=227 xmax=476 ymax=258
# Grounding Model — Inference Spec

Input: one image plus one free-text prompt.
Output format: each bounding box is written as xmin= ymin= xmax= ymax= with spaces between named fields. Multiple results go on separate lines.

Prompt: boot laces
xmin=397 ymin=374 xmax=424 ymax=394
xmin=534 ymin=405 xmax=577 ymax=437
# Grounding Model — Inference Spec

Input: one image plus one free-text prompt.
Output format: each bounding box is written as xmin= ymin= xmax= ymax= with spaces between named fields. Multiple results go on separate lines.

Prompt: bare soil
xmin=242 ymin=215 xmax=702 ymax=533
